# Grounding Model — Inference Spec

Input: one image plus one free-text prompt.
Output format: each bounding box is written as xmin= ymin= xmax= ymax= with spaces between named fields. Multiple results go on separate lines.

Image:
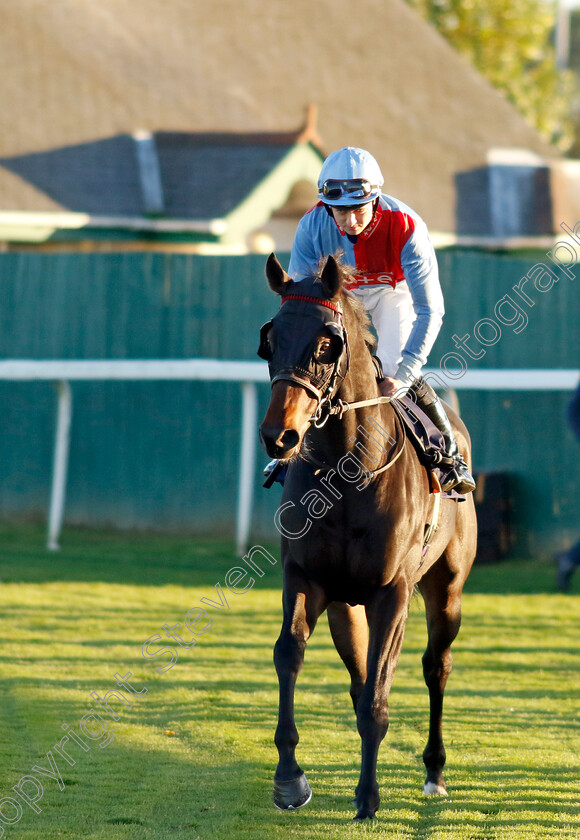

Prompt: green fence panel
xmin=0 ymin=249 xmax=577 ymax=554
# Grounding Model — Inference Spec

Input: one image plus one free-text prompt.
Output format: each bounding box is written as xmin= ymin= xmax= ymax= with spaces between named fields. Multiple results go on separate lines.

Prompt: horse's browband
xmin=280 ymin=294 xmax=341 ymax=314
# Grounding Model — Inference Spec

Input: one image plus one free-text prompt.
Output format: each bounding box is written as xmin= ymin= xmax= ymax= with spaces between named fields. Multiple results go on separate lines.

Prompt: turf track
xmin=0 ymin=525 xmax=578 ymax=839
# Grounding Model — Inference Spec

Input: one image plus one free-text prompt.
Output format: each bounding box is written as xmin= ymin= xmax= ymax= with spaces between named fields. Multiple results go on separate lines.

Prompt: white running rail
xmin=0 ymin=360 xmax=577 ymax=554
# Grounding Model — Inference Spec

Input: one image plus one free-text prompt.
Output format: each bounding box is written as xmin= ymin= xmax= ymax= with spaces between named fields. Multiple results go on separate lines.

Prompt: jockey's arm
xmin=394 ymin=222 xmax=444 ymax=388
xmin=288 ymin=213 xmax=321 ymax=281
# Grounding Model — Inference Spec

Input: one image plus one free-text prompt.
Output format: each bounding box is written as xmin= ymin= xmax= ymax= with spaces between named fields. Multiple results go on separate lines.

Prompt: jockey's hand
xmin=379 ymin=377 xmax=404 ymax=398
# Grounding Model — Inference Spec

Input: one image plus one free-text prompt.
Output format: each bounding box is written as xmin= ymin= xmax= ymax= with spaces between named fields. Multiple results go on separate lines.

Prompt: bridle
xmin=260 ymin=293 xmax=350 ymax=427
xmin=259 ymin=291 xmax=407 ymax=477
xmin=274 ymin=294 xmax=402 ymax=427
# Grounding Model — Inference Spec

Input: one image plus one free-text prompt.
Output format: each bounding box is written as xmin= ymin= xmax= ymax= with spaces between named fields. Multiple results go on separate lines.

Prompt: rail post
xmin=236 ymin=381 xmax=258 ymax=556
xmin=47 ymin=380 xmax=73 ymax=551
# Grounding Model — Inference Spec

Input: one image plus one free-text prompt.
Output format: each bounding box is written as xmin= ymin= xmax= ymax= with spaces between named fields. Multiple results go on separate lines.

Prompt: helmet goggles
xmin=321 ymin=178 xmax=377 ymax=202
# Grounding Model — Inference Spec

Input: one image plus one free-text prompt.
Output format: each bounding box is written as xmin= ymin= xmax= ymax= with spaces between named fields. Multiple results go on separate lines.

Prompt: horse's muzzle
xmin=259 ymin=380 xmax=317 ymax=459
xmin=259 ymin=424 xmax=301 ymax=459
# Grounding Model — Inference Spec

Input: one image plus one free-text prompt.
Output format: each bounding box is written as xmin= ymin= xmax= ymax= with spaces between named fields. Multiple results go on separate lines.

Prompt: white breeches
xmin=347 ymin=282 xmax=415 ymax=377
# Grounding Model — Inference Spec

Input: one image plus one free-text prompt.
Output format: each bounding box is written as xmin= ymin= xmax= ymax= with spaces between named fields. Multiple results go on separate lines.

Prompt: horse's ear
xmin=320 ymin=255 xmax=343 ymax=300
xmin=265 ymin=253 xmax=291 ymax=296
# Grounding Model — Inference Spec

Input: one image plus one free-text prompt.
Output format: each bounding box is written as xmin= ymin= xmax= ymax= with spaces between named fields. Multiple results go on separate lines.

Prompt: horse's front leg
xmin=327 ymin=601 xmax=368 ymax=713
xmin=273 ymin=562 xmax=327 ymax=810
xmin=354 ymin=578 xmax=410 ymax=820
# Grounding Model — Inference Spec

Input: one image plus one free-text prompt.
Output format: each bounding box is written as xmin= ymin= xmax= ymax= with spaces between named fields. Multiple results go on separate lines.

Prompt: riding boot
xmin=410 ymin=378 xmax=476 ymax=494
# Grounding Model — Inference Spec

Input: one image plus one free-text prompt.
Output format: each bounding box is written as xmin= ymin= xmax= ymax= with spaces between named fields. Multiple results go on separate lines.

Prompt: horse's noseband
xmin=257 ymin=293 xmax=349 ymax=419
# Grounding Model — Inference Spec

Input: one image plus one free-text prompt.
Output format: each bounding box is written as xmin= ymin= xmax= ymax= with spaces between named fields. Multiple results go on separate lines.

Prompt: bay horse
xmin=258 ymin=253 xmax=477 ymax=820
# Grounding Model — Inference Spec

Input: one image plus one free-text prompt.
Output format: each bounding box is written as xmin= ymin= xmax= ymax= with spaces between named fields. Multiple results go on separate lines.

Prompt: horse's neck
xmin=338 ymin=367 xmax=398 ymax=459
xmin=341 ymin=299 xmax=378 ymax=400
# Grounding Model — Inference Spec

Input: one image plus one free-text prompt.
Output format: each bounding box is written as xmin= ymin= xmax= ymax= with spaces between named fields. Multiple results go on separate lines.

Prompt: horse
xmin=258 ymin=253 xmax=477 ymax=820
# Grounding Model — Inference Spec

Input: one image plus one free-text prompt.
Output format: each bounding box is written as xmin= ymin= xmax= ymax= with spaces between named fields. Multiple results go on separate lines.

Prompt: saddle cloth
xmin=391 ymin=395 xmax=466 ymax=502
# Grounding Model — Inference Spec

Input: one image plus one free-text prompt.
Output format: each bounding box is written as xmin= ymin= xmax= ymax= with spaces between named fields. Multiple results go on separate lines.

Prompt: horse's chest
xmin=287 ymin=503 xmax=421 ymax=602
xmin=281 ymin=458 xmax=428 ymax=598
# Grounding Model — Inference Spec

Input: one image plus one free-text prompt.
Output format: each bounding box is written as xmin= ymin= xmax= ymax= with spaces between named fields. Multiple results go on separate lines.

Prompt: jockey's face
xmin=330 ymin=202 xmax=374 ymax=236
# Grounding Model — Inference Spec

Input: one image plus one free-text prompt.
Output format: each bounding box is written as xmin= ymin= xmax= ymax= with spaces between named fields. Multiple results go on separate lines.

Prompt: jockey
xmin=268 ymin=146 xmax=475 ymax=495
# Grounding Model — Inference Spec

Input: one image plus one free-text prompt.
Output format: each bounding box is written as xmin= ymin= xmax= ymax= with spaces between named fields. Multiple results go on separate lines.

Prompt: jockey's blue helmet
xmin=317 ymin=147 xmax=384 ymax=207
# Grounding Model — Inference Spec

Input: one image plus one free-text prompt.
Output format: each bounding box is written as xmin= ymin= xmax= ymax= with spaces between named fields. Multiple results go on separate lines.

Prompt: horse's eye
xmin=315 ymin=339 xmax=332 ymax=361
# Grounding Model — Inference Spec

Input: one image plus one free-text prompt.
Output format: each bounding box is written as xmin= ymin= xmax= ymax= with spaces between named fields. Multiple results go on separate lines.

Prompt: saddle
xmin=391 ymin=395 xmax=466 ymax=501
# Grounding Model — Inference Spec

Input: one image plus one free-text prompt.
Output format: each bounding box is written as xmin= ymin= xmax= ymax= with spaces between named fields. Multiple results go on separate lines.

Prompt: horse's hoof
xmin=353 ymin=786 xmax=379 ymax=819
xmin=273 ymin=773 xmax=312 ymax=810
xmin=353 ymin=808 xmax=377 ymax=820
xmin=423 ymin=780 xmax=448 ymax=796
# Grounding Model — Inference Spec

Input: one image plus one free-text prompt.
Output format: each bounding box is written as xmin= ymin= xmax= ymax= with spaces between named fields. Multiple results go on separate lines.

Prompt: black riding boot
xmin=410 ymin=378 xmax=476 ymax=494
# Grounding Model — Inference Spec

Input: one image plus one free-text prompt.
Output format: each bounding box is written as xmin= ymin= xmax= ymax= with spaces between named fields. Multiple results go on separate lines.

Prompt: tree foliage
xmin=406 ymin=0 xmax=577 ymax=150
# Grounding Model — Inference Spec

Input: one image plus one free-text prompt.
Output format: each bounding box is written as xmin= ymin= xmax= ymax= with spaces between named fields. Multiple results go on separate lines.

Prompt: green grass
xmin=0 ymin=523 xmax=578 ymax=839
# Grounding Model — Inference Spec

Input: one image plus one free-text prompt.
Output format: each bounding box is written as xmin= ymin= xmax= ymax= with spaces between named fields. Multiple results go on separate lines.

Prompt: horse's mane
xmin=341 ymin=288 xmax=377 ymax=353
xmin=315 ymin=253 xmax=377 ymax=353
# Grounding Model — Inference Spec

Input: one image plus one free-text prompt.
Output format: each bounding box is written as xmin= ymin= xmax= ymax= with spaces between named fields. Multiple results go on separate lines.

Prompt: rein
xmin=307 ymin=398 xmax=407 ymax=480
xmin=307 ymin=376 xmax=407 ymax=479
xmin=309 ymin=390 xmax=394 ymax=427
xmin=325 ymin=393 xmax=393 ymax=418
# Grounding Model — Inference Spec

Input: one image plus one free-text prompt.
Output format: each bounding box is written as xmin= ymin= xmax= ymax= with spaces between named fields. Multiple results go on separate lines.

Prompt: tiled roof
xmin=0 ymin=0 xmax=559 ymax=231
xmin=0 ymin=136 xmax=142 ymax=216
xmin=0 ymin=132 xmax=311 ymax=219
xmin=156 ymin=134 xmax=301 ymax=219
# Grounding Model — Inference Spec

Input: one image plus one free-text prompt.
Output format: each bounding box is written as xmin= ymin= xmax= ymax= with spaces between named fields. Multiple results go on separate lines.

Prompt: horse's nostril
xmin=279 ymin=429 xmax=300 ymax=450
xmin=260 ymin=425 xmax=278 ymax=449
xmin=259 ymin=424 xmax=301 ymax=457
